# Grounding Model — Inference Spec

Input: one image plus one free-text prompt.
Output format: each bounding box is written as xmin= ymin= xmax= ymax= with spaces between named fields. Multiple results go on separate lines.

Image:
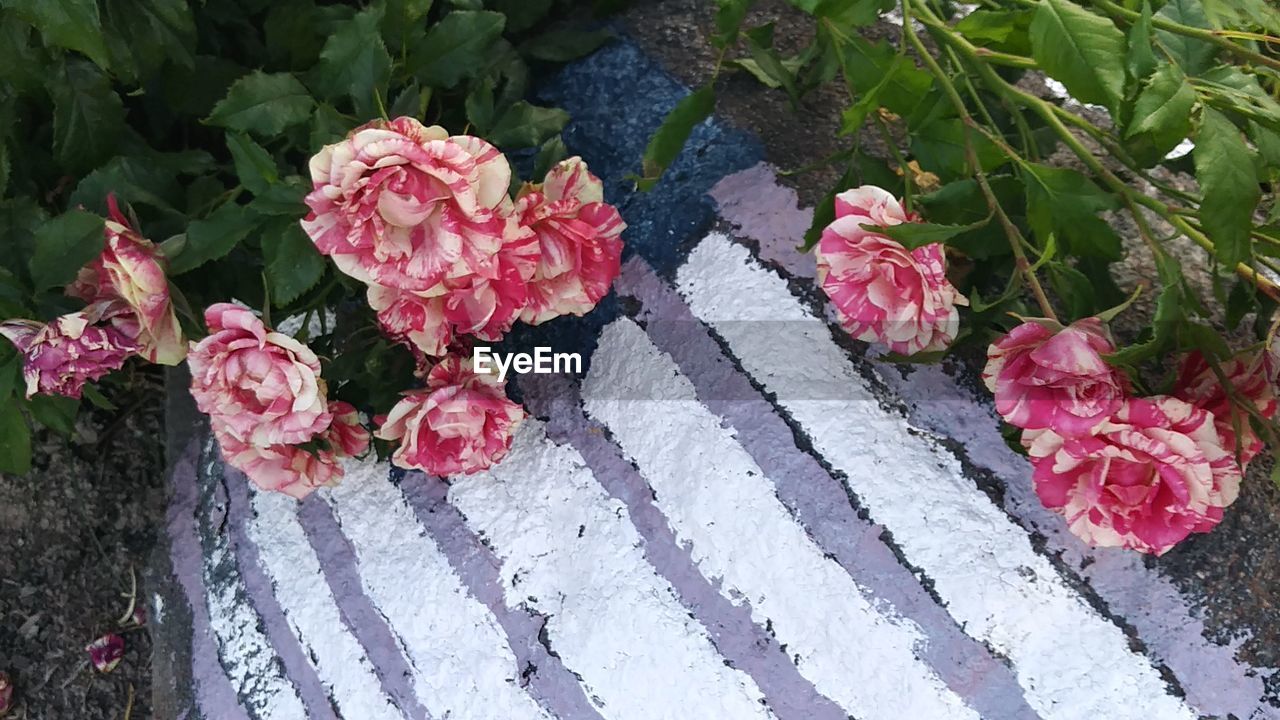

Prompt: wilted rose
xmin=301 ymin=117 xmax=512 ymax=293
xmin=216 ymin=401 xmax=369 ymax=499
xmin=86 ymin=633 xmax=125 ymax=673
xmin=816 ymin=186 xmax=966 ymax=355
xmin=983 ymin=317 xmax=1127 ymax=437
xmin=67 ymin=195 xmax=185 ymax=365
xmin=375 ymin=354 xmax=524 ymax=475
xmin=1174 ymin=350 xmax=1276 ymax=466
xmin=188 ymin=304 xmax=331 ymax=447
xmin=0 ymin=302 xmax=139 ymax=399
xmin=515 ymin=157 xmax=625 ymax=325
xmin=1024 ymin=396 xmax=1241 ymax=555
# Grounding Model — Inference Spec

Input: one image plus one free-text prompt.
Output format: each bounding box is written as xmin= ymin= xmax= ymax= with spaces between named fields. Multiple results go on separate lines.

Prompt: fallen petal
xmin=86 ymin=633 xmax=125 ymax=673
xmin=0 ymin=671 xmax=13 ymax=716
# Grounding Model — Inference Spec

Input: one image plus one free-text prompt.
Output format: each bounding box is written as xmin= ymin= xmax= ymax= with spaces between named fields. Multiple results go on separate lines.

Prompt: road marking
xmin=584 ymin=318 xmax=981 ymax=720
xmin=449 ymin=421 xmax=777 ymax=720
xmin=676 ymin=232 xmax=1197 ymax=720
xmin=247 ymin=486 xmax=406 ymax=720
xmin=322 ymin=457 xmax=551 ymax=720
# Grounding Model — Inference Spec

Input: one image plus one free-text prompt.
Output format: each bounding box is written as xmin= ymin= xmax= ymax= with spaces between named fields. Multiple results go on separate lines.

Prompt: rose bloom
xmin=441 ymin=222 xmax=539 ymax=340
xmin=0 ymin=302 xmax=139 ymax=399
xmin=1024 ymin=396 xmax=1241 ymax=555
xmin=215 ymin=401 xmax=370 ymax=499
xmin=983 ymin=317 xmax=1127 ymax=437
xmin=67 ymin=194 xmax=186 ymax=365
xmin=515 ymin=157 xmax=625 ymax=324
xmin=376 ymin=355 xmax=525 ymax=475
xmin=1174 ymin=350 xmax=1276 ymax=466
xmin=188 ymin=303 xmax=331 ymax=447
xmin=302 ymin=117 xmax=513 ymax=293
xmin=368 ymin=284 xmax=454 ymax=358
xmin=815 ymin=186 xmax=967 ymax=355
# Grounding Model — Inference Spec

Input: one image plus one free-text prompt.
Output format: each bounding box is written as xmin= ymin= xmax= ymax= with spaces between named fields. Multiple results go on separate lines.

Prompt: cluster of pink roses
xmin=984 ymin=318 xmax=1275 ymax=554
xmin=0 ymin=196 xmax=187 ymax=399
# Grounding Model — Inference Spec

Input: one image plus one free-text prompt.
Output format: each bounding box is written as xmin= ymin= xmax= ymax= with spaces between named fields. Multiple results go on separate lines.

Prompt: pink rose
xmin=441 ymin=223 xmax=539 ymax=341
xmin=367 ymin=284 xmax=454 ymax=358
xmin=1024 ymin=396 xmax=1241 ymax=555
xmin=1174 ymin=350 xmax=1276 ymax=466
xmin=67 ymin=195 xmax=186 ymax=365
xmin=301 ymin=117 xmax=512 ymax=293
xmin=0 ymin=302 xmax=139 ymax=399
xmin=215 ymin=402 xmax=369 ymax=499
xmin=376 ymin=354 xmax=525 ymax=475
xmin=982 ymin=318 xmax=1128 ymax=437
xmin=188 ymin=304 xmax=331 ymax=447
xmin=514 ymin=157 xmax=625 ymax=324
xmin=815 ymin=186 xmax=967 ymax=355
xmin=86 ymin=633 xmax=125 ymax=673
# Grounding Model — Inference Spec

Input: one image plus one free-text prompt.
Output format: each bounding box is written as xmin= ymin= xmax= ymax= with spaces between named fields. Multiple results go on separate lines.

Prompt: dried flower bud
xmin=86 ymin=634 xmax=125 ymax=673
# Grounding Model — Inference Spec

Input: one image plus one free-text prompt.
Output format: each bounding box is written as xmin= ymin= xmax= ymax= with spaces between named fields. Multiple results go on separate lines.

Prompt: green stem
xmin=1088 ymin=0 xmax=1280 ymax=72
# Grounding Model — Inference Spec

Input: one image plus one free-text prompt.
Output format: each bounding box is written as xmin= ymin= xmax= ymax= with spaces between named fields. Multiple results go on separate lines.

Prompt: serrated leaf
xmin=1157 ymin=0 xmax=1217 ymax=75
xmin=0 ymin=141 xmax=8 ymax=198
xmin=487 ymin=102 xmax=569 ymax=149
xmin=50 ymin=59 xmax=125 ymax=175
xmin=0 ymin=13 xmax=46 ymax=93
xmin=836 ymin=36 xmax=931 ymax=118
xmin=1125 ymin=64 xmax=1196 ymax=146
xmin=734 ymin=56 xmax=805 ymax=90
xmin=954 ymin=9 xmax=1035 ymax=55
xmin=29 ymin=209 xmax=104 ymax=291
xmin=909 ymin=119 xmax=1006 ymax=177
xmin=1022 ymin=163 xmax=1122 ymax=260
xmin=1107 ymin=254 xmax=1185 ymax=363
xmin=636 ymin=84 xmax=715 ymax=191
xmin=410 ymin=10 xmax=505 ymax=88
xmin=1030 ymin=0 xmax=1126 ymax=113
xmin=101 ymin=0 xmax=196 ymax=83
xmin=207 ymin=71 xmax=315 ymax=137
xmin=743 ymin=24 xmax=799 ymax=101
xmin=311 ymin=4 xmax=391 ymax=118
xmin=1126 ymin=0 xmax=1158 ymax=84
xmin=1195 ymin=108 xmax=1259 ymax=269
xmin=69 ymin=156 xmax=183 ymax=220
xmin=250 ymin=179 xmax=309 ymax=217
xmin=465 ymin=80 xmax=495 ymax=133
xmin=714 ymin=0 xmax=756 ymax=48
xmin=226 ymin=133 xmax=278 ymax=195
xmin=2 ymin=0 xmax=111 ymax=70
xmin=169 ymin=203 xmax=260 ymax=275
xmin=26 ymin=394 xmax=77 ymax=437
xmin=263 ymin=220 xmax=325 ymax=306
xmin=0 ymin=400 xmax=31 ymax=475
xmin=520 ymin=28 xmax=613 ymax=62
xmin=867 ymin=218 xmax=989 ymax=250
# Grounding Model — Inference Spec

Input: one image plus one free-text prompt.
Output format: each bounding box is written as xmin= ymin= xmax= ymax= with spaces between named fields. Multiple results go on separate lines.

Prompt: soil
xmin=0 ymin=369 xmax=166 ymax=720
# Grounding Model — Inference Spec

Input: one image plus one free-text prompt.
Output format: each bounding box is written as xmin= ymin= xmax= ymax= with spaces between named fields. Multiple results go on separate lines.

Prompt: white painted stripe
xmin=448 ymin=422 xmax=776 ymax=720
xmin=322 ymin=458 xmax=552 ymax=720
xmin=675 ymin=233 xmax=1197 ymax=720
xmin=583 ymin=318 xmax=980 ymax=720
xmin=246 ymin=486 xmax=405 ymax=720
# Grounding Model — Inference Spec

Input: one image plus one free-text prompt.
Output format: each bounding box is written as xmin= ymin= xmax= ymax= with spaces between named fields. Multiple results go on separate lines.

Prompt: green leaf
xmin=2 ymin=0 xmax=111 ymax=69
xmin=226 ymin=133 xmax=279 ymax=195
xmin=0 ymin=12 xmax=47 ymax=93
xmin=311 ymin=103 xmax=356 ymax=149
xmin=29 ymin=209 xmax=104 ymax=291
xmin=169 ymin=203 xmax=260 ymax=275
xmin=1029 ymin=0 xmax=1126 ymax=113
xmin=1022 ymin=163 xmax=1122 ymax=260
xmin=101 ymin=0 xmax=196 ymax=83
xmin=1124 ymin=63 xmax=1196 ymax=151
xmin=743 ymin=24 xmax=799 ymax=102
xmin=636 ymin=84 xmax=715 ymax=191
xmin=533 ymin=135 xmax=568 ymax=182
xmin=801 ymin=164 xmax=860 ymax=252
xmin=206 ymin=71 xmax=315 ymax=137
xmin=734 ymin=56 xmax=804 ymax=90
xmin=812 ymin=0 xmax=892 ymax=26
xmin=249 ymin=178 xmax=309 ymax=217
xmin=488 ymin=0 xmax=549 ymax=33
xmin=0 ymin=400 xmax=31 ymax=475
xmin=836 ymin=36 xmax=931 ymax=118
xmin=520 ymin=28 xmax=613 ymax=62
xmin=1156 ymin=0 xmax=1217 ymax=75
xmin=81 ymin=383 xmax=116 ymax=410
xmin=955 ymin=9 xmax=1035 ymax=55
xmin=0 ymin=141 xmax=9 ymax=199
xmin=1125 ymin=0 xmax=1158 ymax=84
xmin=0 ymin=346 xmax=21 ymax=401
xmin=909 ymin=119 xmax=1006 ymax=178
xmin=311 ymin=4 xmax=391 ymax=118
xmin=50 ymin=59 xmax=125 ymax=175
xmin=383 ymin=0 xmax=433 ymax=50
xmin=69 ymin=156 xmax=184 ymax=219
xmin=714 ymin=0 xmax=756 ymax=48
xmin=487 ymin=102 xmax=569 ymax=149
xmin=26 ymin=394 xmax=77 ymax=437
xmin=1195 ymin=108 xmax=1259 ymax=269
xmin=410 ymin=10 xmax=505 ymax=88
xmin=867 ymin=218 xmax=990 ymax=250
xmin=465 ymin=80 xmax=496 ymax=134
xmin=263 ymin=220 xmax=325 ymax=306
xmin=1048 ymin=263 xmax=1100 ymax=319
xmin=1108 ymin=254 xmax=1185 ymax=364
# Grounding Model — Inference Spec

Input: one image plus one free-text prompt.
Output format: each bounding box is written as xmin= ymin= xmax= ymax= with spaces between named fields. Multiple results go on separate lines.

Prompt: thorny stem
xmin=902 ymin=0 xmax=1059 ymax=321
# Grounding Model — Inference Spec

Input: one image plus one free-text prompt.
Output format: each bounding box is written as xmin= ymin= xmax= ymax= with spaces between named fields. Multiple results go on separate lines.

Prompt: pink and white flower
xmin=367 ymin=284 xmax=454 ymax=358
xmin=0 ymin=302 xmax=139 ymax=399
xmin=301 ymin=117 xmax=513 ymax=293
xmin=983 ymin=317 xmax=1128 ymax=437
xmin=0 ymin=671 xmax=11 ymax=715
xmin=815 ymin=186 xmax=966 ymax=355
xmin=376 ymin=354 xmax=524 ymax=475
xmin=215 ymin=402 xmax=370 ymax=499
xmin=188 ymin=304 xmax=331 ymax=447
xmin=1024 ymin=396 xmax=1241 ymax=555
xmin=67 ymin=195 xmax=185 ymax=365
xmin=86 ymin=633 xmax=125 ymax=673
xmin=515 ymin=157 xmax=625 ymax=324
xmin=1174 ymin=350 xmax=1276 ymax=466
xmin=441 ymin=223 xmax=539 ymax=341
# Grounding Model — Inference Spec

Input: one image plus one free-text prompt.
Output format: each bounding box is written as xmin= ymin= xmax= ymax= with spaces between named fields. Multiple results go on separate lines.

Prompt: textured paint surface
xmin=676 ymin=233 xmax=1196 ymax=720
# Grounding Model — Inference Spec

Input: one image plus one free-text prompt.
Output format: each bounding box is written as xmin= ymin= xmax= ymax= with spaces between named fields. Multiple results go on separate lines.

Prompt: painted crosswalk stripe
xmin=584 ymin=317 xmax=980 ymax=720
xmin=246 ymin=486 xmax=406 ymax=720
xmin=449 ymin=421 xmax=777 ymax=720
xmin=676 ymin=232 xmax=1197 ymax=720
xmin=322 ymin=458 xmax=552 ymax=720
